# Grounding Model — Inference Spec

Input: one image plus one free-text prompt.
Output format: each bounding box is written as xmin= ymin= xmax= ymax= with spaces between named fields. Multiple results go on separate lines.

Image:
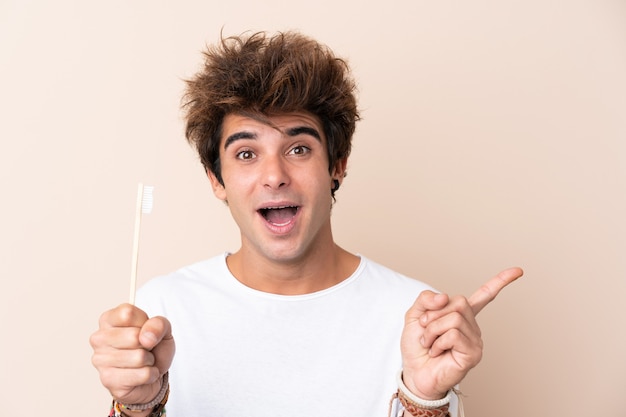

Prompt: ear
xmin=331 ymin=156 xmax=349 ymax=186
xmin=207 ymin=169 xmax=227 ymax=201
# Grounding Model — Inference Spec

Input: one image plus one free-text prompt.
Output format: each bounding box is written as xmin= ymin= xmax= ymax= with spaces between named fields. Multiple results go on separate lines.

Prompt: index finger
xmin=469 ymin=267 xmax=524 ymax=315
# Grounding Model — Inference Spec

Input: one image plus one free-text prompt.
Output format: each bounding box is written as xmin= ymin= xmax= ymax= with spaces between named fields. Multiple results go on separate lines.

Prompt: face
xmin=208 ymin=112 xmax=346 ymax=265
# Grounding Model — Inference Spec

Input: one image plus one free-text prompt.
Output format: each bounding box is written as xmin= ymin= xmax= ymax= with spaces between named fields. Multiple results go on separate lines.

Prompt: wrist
xmin=394 ymin=370 xmax=451 ymax=417
xmin=399 ymin=369 xmax=448 ymax=401
xmin=112 ymin=372 xmax=169 ymax=417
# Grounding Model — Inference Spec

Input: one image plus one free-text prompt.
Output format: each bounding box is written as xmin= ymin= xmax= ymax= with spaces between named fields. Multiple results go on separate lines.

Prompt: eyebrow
xmin=224 ymin=131 xmax=256 ymax=149
xmin=223 ymin=126 xmax=322 ymax=150
xmin=285 ymin=126 xmax=321 ymax=141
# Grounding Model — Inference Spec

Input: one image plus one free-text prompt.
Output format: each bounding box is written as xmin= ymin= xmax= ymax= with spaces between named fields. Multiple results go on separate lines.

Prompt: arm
xmin=90 ymin=304 xmax=176 ymax=417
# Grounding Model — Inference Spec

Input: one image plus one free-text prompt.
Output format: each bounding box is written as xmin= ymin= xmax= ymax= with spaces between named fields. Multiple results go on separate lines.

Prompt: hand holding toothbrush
xmin=90 ymin=304 xmax=175 ymax=412
xmin=89 ymin=184 xmax=174 ymax=413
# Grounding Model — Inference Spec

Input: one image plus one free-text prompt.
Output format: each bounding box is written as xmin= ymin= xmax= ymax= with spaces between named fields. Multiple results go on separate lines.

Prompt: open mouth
xmin=258 ymin=206 xmax=300 ymax=226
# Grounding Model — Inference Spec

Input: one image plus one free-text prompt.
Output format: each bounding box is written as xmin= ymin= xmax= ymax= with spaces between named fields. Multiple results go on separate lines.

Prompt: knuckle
xmin=98 ymin=367 xmax=117 ymax=388
xmin=442 ymin=328 xmax=462 ymax=343
xmin=128 ymin=327 xmax=142 ymax=342
xmin=478 ymin=283 xmax=495 ymax=301
xmin=88 ymin=331 xmax=101 ymax=349
xmin=473 ymin=344 xmax=484 ymax=365
xmin=91 ymin=352 xmax=105 ymax=368
xmin=449 ymin=311 xmax=464 ymax=328
xmin=117 ymin=303 xmax=136 ymax=323
xmin=451 ymin=295 xmax=471 ymax=309
xmin=137 ymin=349 xmax=155 ymax=367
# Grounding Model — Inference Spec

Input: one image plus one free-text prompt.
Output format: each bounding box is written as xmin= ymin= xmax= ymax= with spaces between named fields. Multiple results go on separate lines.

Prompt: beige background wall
xmin=1 ymin=1 xmax=624 ymax=415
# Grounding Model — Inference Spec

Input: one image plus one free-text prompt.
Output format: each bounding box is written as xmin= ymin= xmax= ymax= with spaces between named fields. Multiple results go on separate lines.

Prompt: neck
xmin=226 ymin=243 xmax=360 ymax=295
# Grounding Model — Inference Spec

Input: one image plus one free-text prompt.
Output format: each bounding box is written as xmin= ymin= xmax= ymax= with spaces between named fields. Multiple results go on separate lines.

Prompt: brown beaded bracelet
xmin=112 ymin=373 xmax=169 ymax=417
xmin=113 ymin=389 xmax=168 ymax=417
xmin=394 ymin=390 xmax=450 ymax=417
xmin=386 ymin=370 xmax=454 ymax=417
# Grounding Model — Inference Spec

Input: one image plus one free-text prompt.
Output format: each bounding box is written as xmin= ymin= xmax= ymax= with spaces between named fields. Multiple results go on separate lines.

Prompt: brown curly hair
xmin=182 ymin=31 xmax=360 ymax=189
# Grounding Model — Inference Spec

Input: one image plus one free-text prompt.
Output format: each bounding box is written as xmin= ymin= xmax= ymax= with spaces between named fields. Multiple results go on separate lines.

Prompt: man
xmin=90 ymin=31 xmax=522 ymax=417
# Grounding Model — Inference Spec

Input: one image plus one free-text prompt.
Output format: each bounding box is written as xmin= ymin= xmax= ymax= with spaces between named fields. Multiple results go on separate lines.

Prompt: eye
xmin=289 ymin=145 xmax=310 ymax=156
xmin=236 ymin=149 xmax=255 ymax=160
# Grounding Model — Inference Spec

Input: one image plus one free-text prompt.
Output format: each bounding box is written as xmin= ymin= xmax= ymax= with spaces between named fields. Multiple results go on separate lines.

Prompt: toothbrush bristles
xmin=142 ymin=186 xmax=154 ymax=214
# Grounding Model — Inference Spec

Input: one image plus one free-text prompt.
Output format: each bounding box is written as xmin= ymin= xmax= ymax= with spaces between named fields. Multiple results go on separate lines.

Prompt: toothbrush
xmin=129 ymin=183 xmax=154 ymax=305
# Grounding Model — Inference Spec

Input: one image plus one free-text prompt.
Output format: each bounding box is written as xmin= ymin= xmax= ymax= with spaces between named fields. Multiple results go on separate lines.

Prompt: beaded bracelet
xmin=110 ymin=400 xmax=167 ymax=417
xmin=397 ymin=370 xmax=452 ymax=409
xmin=389 ymin=370 xmax=451 ymax=417
xmin=109 ymin=373 xmax=169 ymax=417
xmin=394 ymin=390 xmax=450 ymax=417
xmin=119 ymin=372 xmax=169 ymax=411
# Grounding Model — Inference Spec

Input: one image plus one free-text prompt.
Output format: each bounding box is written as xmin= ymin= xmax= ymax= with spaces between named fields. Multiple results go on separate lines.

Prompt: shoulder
xmin=342 ymin=256 xmax=437 ymax=321
xmin=135 ymin=253 xmax=229 ymax=312
xmin=356 ymin=255 xmax=437 ymax=297
xmin=146 ymin=253 xmax=226 ymax=286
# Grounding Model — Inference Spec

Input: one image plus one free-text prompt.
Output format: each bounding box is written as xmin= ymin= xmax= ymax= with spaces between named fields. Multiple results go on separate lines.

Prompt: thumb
xmin=139 ymin=316 xmax=171 ymax=349
xmin=139 ymin=316 xmax=175 ymax=374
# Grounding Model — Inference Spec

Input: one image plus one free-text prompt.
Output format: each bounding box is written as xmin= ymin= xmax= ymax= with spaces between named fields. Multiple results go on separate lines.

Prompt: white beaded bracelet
xmin=396 ymin=370 xmax=451 ymax=409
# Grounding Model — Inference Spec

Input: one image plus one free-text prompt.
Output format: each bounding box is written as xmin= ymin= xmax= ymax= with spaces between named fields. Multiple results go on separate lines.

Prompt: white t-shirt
xmin=137 ymin=254 xmax=435 ymax=417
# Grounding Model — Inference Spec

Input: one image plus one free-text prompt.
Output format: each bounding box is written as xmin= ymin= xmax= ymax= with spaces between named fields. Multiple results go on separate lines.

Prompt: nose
xmin=261 ymin=154 xmax=290 ymax=190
